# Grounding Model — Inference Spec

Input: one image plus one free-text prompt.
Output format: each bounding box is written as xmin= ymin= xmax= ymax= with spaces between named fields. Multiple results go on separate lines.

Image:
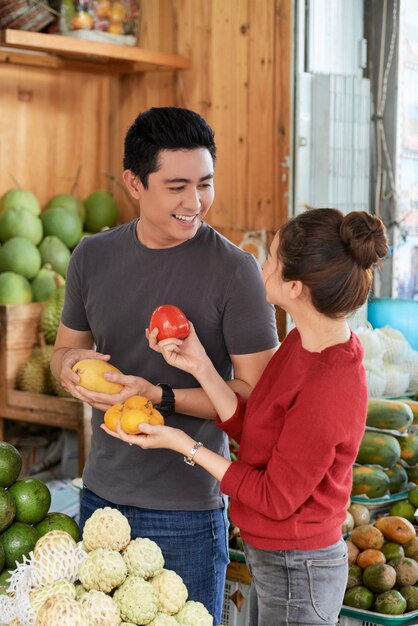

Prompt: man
xmin=51 ymin=107 xmax=278 ymax=624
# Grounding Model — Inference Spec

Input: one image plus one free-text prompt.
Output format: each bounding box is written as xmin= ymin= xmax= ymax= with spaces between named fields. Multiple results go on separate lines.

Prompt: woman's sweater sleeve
xmin=215 ymin=393 xmax=246 ymax=443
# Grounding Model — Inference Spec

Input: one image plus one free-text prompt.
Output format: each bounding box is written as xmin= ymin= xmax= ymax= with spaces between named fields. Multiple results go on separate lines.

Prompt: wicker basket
xmin=0 ymin=0 xmax=54 ymax=31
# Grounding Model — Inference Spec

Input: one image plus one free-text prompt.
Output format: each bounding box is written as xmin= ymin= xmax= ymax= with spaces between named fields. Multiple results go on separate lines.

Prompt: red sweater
xmin=218 ymin=328 xmax=367 ymax=550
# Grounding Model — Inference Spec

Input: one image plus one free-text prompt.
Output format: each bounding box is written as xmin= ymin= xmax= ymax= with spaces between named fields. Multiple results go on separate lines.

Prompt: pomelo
xmin=0 ymin=236 xmax=41 ymax=279
xmin=35 ymin=512 xmax=80 ymax=543
xmin=41 ymin=207 xmax=83 ymax=249
xmin=0 ymin=441 xmax=22 ymax=488
xmin=83 ymin=190 xmax=118 ymax=232
xmin=0 ymin=207 xmax=43 ymax=244
xmin=0 ymin=541 xmax=4 ymax=572
xmin=8 ymin=478 xmax=51 ymax=525
xmin=0 ymin=568 xmax=13 ymax=591
xmin=0 ymin=188 xmax=40 ymax=216
xmin=31 ymin=266 xmax=65 ymax=302
xmin=44 ymin=193 xmax=85 ymax=224
xmin=0 ymin=272 xmax=32 ymax=304
xmin=0 ymin=487 xmax=16 ymax=533
xmin=0 ymin=521 xmax=39 ymax=568
xmin=38 ymin=235 xmax=71 ymax=278
xmin=389 ymin=500 xmax=417 ymax=523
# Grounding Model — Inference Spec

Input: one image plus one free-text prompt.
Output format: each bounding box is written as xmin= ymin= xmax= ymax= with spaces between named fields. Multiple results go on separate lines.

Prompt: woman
xmin=102 ymin=208 xmax=388 ymax=626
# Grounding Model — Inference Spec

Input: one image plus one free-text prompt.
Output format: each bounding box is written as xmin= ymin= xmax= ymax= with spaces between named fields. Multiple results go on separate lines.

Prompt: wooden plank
xmin=0 ymin=29 xmax=191 ymax=72
xmin=0 ymin=49 xmax=134 ymax=74
xmin=0 ymin=64 xmax=110 ymax=206
xmin=7 ymin=390 xmax=83 ymax=417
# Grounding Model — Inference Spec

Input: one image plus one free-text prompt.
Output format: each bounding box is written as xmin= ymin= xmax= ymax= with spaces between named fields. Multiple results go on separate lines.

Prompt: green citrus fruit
xmin=0 ymin=188 xmax=40 ymax=216
xmin=8 ymin=478 xmax=51 ymax=525
xmin=0 ymin=521 xmax=38 ymax=568
xmin=409 ymin=486 xmax=418 ymax=509
xmin=41 ymin=206 xmax=83 ymax=249
xmin=38 ymin=235 xmax=71 ymax=278
xmin=0 ymin=207 xmax=43 ymax=244
xmin=35 ymin=511 xmax=81 ymax=543
xmin=0 ymin=567 xmax=13 ymax=592
xmin=390 ymin=500 xmax=417 ymax=523
xmin=382 ymin=542 xmax=405 ymax=562
xmin=83 ymin=190 xmax=118 ymax=232
xmin=31 ymin=266 xmax=65 ymax=302
xmin=44 ymin=193 xmax=85 ymax=224
xmin=0 ymin=488 xmax=16 ymax=533
xmin=0 ymin=236 xmax=42 ymax=279
xmin=0 ymin=271 xmax=32 ymax=304
xmin=0 ymin=541 xmax=4 ymax=571
xmin=0 ymin=441 xmax=22 ymax=488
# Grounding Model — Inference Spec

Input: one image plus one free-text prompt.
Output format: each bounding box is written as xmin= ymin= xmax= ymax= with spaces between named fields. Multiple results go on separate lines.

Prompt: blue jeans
xmin=79 ymin=488 xmax=229 ymax=625
xmin=244 ymin=539 xmax=348 ymax=626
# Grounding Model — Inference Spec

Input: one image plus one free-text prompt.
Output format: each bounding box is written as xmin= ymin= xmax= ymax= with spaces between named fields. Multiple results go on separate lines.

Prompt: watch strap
xmin=155 ymin=383 xmax=175 ymax=417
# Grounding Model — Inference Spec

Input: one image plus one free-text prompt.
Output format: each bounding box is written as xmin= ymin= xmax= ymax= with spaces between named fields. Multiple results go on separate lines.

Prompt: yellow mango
xmin=72 ymin=359 xmax=123 ymax=394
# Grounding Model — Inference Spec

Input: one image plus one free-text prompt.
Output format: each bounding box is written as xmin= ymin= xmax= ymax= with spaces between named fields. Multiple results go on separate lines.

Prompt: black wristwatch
xmin=155 ymin=383 xmax=175 ymax=417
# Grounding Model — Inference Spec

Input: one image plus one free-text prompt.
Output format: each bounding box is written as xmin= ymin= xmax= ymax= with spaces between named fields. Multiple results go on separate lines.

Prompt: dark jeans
xmin=79 ymin=487 xmax=229 ymax=625
xmin=244 ymin=539 xmax=348 ymax=626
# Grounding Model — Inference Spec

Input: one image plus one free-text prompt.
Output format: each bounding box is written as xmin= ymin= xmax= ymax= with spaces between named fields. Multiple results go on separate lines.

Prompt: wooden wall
xmin=0 ymin=0 xmax=292 ymax=269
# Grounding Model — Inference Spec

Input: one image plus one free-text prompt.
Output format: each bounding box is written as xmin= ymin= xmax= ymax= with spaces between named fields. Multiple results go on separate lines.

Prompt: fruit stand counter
xmin=0 ymin=302 xmax=89 ymax=474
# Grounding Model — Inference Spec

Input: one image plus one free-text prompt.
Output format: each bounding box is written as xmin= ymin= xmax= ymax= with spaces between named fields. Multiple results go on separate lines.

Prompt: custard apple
xmin=175 ymin=601 xmax=213 ymax=625
xmin=74 ymin=581 xmax=88 ymax=600
xmin=151 ymin=569 xmax=188 ymax=615
xmin=78 ymin=547 xmax=127 ymax=593
xmin=30 ymin=578 xmax=75 ymax=614
xmin=123 ymin=538 xmax=164 ymax=579
xmin=149 ymin=614 xmax=179 ymax=625
xmin=78 ymin=589 xmax=120 ymax=626
xmin=36 ymin=593 xmax=89 ymax=625
xmin=82 ymin=507 xmax=131 ymax=551
xmin=32 ymin=530 xmax=80 ymax=586
xmin=113 ymin=575 xmax=158 ymax=625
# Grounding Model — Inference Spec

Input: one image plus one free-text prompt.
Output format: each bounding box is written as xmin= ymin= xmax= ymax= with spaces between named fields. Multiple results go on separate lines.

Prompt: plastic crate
xmin=221 ymin=578 xmax=251 ymax=626
xmin=338 ymin=618 xmax=376 ymax=626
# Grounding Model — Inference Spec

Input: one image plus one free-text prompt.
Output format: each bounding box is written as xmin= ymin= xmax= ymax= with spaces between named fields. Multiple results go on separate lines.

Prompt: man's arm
xmin=171 ymin=347 xmax=277 ymax=419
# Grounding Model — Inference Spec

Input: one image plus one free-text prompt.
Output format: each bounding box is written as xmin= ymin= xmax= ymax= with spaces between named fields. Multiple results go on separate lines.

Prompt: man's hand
xmin=75 ymin=372 xmax=162 ymax=412
xmin=55 ymin=348 xmax=111 ymax=403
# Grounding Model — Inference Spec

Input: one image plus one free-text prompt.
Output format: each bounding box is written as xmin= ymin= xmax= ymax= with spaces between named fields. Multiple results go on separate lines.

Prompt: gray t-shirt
xmin=62 ymin=220 xmax=279 ymax=510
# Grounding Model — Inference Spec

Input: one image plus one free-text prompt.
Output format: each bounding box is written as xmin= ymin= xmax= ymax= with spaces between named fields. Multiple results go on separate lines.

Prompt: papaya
xmin=352 ymin=465 xmax=390 ymax=499
xmin=351 ymin=525 xmax=385 ymax=550
xmin=396 ymin=433 xmax=418 ymax=467
xmin=357 ymin=548 xmax=386 ymax=569
xmin=399 ymin=398 xmax=418 ymax=425
xmin=384 ymin=464 xmax=409 ymax=494
xmin=347 ymin=564 xmax=363 ymax=589
xmin=375 ymin=589 xmax=407 ymax=615
xmin=362 ymin=563 xmax=397 ymax=593
xmin=367 ymin=398 xmax=413 ymax=432
xmin=399 ymin=585 xmax=418 ymax=611
xmin=374 ymin=516 xmax=416 ymax=545
xmin=356 ymin=431 xmax=401 ymax=468
xmin=343 ymin=585 xmax=375 ymax=610
xmin=407 ymin=466 xmax=418 ymax=485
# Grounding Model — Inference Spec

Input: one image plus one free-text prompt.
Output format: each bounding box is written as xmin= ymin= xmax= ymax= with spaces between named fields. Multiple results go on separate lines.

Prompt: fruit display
xmin=0 ymin=442 xmax=81 ymax=596
xmin=0 ymin=187 xmax=119 ymax=304
xmin=0 ymin=506 xmax=214 ymax=626
xmin=60 ymin=0 xmax=139 ymax=44
xmin=343 ymin=515 xmax=418 ymax=615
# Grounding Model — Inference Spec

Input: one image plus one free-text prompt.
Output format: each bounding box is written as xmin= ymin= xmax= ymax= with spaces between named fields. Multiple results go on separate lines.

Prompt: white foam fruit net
xmin=0 ymin=540 xmax=87 ymax=626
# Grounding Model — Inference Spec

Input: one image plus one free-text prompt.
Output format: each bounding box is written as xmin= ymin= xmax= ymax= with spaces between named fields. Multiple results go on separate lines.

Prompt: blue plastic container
xmin=367 ymin=298 xmax=418 ymax=350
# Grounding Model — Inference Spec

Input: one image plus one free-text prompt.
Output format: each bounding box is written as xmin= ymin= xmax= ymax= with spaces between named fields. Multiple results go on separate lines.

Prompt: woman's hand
xmin=147 ymin=322 xmax=210 ymax=377
xmin=101 ymin=420 xmax=194 ymax=456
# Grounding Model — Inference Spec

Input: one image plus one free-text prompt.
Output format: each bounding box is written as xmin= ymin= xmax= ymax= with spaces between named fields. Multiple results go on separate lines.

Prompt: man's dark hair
xmin=123 ymin=107 xmax=216 ymax=188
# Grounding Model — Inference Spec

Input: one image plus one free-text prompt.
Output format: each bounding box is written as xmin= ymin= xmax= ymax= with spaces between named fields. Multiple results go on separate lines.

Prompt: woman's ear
xmin=288 ymin=280 xmax=304 ymax=300
xmin=123 ymin=170 xmax=143 ymax=199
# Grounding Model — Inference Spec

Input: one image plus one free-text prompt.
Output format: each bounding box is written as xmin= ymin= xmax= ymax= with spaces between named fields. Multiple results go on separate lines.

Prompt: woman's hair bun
xmin=339 ymin=211 xmax=388 ymax=269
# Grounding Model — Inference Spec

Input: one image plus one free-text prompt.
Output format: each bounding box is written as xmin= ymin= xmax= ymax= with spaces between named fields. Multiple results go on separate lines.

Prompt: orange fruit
xmin=148 ymin=408 xmax=164 ymax=425
xmin=124 ymin=395 xmax=153 ymax=413
xmin=120 ymin=409 xmax=152 ymax=435
xmin=104 ymin=403 xmax=123 ymax=432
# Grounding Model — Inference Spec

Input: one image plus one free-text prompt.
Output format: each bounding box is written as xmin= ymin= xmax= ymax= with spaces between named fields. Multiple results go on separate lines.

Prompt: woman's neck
xmin=291 ymin=307 xmax=351 ymax=353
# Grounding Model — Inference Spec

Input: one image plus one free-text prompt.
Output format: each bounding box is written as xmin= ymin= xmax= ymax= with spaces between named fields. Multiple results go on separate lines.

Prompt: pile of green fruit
xmin=0 ymin=441 xmax=80 ymax=592
xmin=0 ymin=187 xmax=118 ymax=305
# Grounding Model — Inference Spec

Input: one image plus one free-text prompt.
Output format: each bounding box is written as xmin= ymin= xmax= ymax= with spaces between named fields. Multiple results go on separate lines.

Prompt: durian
xmin=41 ymin=286 xmax=65 ymax=344
xmin=16 ymin=356 xmax=47 ymax=394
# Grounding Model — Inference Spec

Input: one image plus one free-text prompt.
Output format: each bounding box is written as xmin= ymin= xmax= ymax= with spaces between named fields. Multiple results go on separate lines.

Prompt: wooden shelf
xmin=0 ymin=29 xmax=192 ymax=74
